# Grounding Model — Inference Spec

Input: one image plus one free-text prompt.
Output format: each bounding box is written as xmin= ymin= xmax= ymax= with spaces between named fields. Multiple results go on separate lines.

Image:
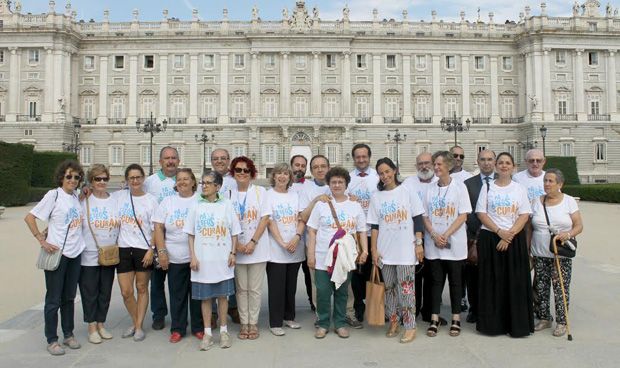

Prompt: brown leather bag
xmin=365 ymin=265 xmax=386 ymax=326
xmin=86 ymin=196 xmax=120 ymax=266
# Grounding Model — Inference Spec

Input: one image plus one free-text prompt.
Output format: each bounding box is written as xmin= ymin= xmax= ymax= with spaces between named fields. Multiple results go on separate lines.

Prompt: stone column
xmin=219 ymin=53 xmax=229 ymax=123
xmin=63 ymin=51 xmax=72 ymax=122
xmin=70 ymin=52 xmax=79 ymax=119
xmin=542 ymin=49 xmax=552 ymax=120
xmin=402 ymin=54 xmax=412 ymax=123
xmin=525 ymin=53 xmax=533 ymax=116
xmin=128 ymin=54 xmax=138 ymax=123
xmin=7 ymin=47 xmax=20 ymax=121
xmin=342 ymin=52 xmax=352 ymax=117
xmin=97 ymin=55 xmax=108 ymax=124
xmin=43 ymin=47 xmax=54 ymax=121
xmin=372 ymin=54 xmax=382 ymax=124
xmin=461 ymin=55 xmax=470 ymax=121
xmin=159 ymin=54 xmax=168 ymax=121
xmin=189 ymin=53 xmax=198 ymax=124
xmin=432 ymin=54 xmax=441 ymax=123
xmin=574 ymin=49 xmax=585 ymax=121
xmin=53 ymin=50 xmax=64 ymax=121
xmin=280 ymin=52 xmax=290 ymax=117
xmin=533 ymin=51 xmax=543 ymax=117
xmin=250 ymin=52 xmax=260 ymax=117
xmin=607 ymin=50 xmax=617 ymax=115
xmin=490 ymin=55 xmax=500 ymax=123
xmin=311 ymin=52 xmax=321 ymax=117
xmin=518 ymin=54 xmax=526 ymax=117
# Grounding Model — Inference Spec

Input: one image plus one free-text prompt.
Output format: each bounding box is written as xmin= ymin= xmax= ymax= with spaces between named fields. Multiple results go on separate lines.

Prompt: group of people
xmin=25 ymin=143 xmax=583 ymax=355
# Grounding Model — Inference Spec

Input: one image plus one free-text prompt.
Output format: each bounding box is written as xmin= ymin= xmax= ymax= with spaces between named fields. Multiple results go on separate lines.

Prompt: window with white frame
xmin=234 ymin=54 xmax=245 ymax=68
xmin=28 ymin=49 xmax=40 ymax=64
xmin=172 ymin=145 xmax=185 ymax=165
xmin=474 ymin=56 xmax=485 ymax=70
xmin=445 ymin=55 xmax=456 ymax=70
xmin=555 ymin=50 xmax=566 ymax=65
xmin=473 ymin=97 xmax=487 ymax=118
xmin=355 ymin=96 xmax=369 ymax=118
xmin=476 ymin=144 xmax=488 ymax=153
xmin=295 ymin=76 xmax=306 ymax=84
xmin=0 ymin=50 xmax=4 ymax=64
xmin=386 ymin=55 xmax=396 ymax=69
xmin=203 ymin=54 xmax=214 ymax=69
xmin=502 ymin=56 xmax=513 ymax=71
xmin=141 ymin=145 xmax=152 ymax=166
xmin=111 ymin=97 xmax=124 ymax=118
xmin=415 ymin=96 xmax=429 ymax=118
xmin=109 ymin=145 xmax=124 ymax=165
xmin=589 ymin=96 xmax=600 ymax=115
xmin=24 ymin=129 xmax=33 ymax=136
xmin=84 ymin=55 xmax=95 ymax=70
xmin=142 ymin=55 xmax=153 ymax=69
xmin=202 ymin=96 xmax=217 ymax=117
xmin=560 ymin=142 xmax=573 ymax=156
xmin=264 ymin=54 xmax=276 ymax=69
xmin=28 ymin=101 xmax=38 ymax=117
xmin=557 ymin=95 xmax=568 ymax=114
xmin=594 ymin=142 xmax=606 ymax=162
xmin=588 ymin=51 xmax=598 ymax=66
xmin=416 ymin=144 xmax=429 ymax=154
xmin=385 ymin=97 xmax=399 ymax=118
xmin=173 ymin=54 xmax=185 ymax=69
xmin=82 ymin=97 xmax=95 ymax=119
xmin=295 ymin=55 xmax=306 ymax=69
xmin=293 ymin=96 xmax=308 ymax=117
xmin=445 ymin=97 xmax=458 ymax=117
xmin=263 ymin=96 xmax=278 ymax=117
xmin=502 ymin=97 xmax=514 ymax=117
xmin=324 ymin=96 xmax=339 ymax=117
xmin=415 ymin=55 xmax=426 ymax=70
xmin=114 ymin=55 xmax=124 ymax=69
xmin=325 ymin=144 xmax=339 ymax=164
xmin=80 ymin=145 xmax=93 ymax=165
xmin=233 ymin=145 xmax=246 ymax=158
xmin=26 ymin=72 xmax=38 ymax=80
xmin=262 ymin=144 xmax=277 ymax=164
xmin=141 ymin=97 xmax=155 ymax=118
xmin=232 ymin=96 xmax=246 ymax=117
xmin=506 ymin=144 xmax=518 ymax=163
xmin=387 ymin=145 xmax=399 ymax=164
xmin=356 ymin=54 xmax=367 ymax=69
xmin=326 ymin=54 xmax=336 ymax=68
xmin=171 ymin=97 xmax=185 ymax=118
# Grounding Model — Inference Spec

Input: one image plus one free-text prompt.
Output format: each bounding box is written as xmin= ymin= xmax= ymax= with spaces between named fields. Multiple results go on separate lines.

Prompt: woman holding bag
xmin=367 ymin=158 xmax=425 ymax=343
xmin=79 ymin=164 xmax=120 ymax=344
xmin=530 ymin=168 xmax=583 ymax=337
xmin=25 ymin=160 xmax=86 ymax=355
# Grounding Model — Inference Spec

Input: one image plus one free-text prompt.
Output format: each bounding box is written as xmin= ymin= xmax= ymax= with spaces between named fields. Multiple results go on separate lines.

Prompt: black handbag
xmin=130 ymin=192 xmax=160 ymax=269
xmin=542 ymin=195 xmax=577 ymax=258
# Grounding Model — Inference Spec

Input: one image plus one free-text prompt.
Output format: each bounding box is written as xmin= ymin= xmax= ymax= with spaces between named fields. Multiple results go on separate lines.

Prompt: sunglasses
xmin=528 ymin=159 xmax=544 ymax=164
xmin=453 ymin=154 xmax=465 ymax=159
xmin=234 ymin=167 xmax=251 ymax=174
xmin=93 ymin=177 xmax=110 ymax=183
xmin=64 ymin=175 xmax=81 ymax=181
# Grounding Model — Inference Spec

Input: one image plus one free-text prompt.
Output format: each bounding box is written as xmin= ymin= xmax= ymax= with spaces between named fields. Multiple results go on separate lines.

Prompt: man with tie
xmin=463 ymin=149 xmax=496 ymax=323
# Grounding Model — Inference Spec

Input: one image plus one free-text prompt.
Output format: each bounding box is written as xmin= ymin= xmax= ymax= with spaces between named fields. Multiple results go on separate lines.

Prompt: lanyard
xmin=237 ymin=190 xmax=249 ymax=220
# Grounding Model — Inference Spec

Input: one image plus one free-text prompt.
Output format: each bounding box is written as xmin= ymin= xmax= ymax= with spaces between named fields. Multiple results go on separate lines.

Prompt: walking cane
xmin=552 ymin=235 xmax=574 ymax=341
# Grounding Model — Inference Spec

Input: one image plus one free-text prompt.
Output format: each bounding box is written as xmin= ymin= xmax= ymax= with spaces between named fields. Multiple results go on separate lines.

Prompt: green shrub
xmin=563 ymin=184 xmax=620 ymax=203
xmin=29 ymin=187 xmax=52 ymax=203
xmin=0 ymin=142 xmax=34 ymax=206
xmin=31 ymin=151 xmax=78 ymax=188
xmin=544 ymin=156 xmax=580 ymax=185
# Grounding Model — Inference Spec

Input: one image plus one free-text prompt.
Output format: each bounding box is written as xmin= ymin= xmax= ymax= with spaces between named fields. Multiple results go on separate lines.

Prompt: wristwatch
xmin=415 ymin=238 xmax=423 ymax=246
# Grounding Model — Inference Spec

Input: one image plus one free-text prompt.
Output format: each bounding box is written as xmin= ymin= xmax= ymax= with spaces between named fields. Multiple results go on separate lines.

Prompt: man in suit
xmin=463 ymin=149 xmax=496 ymax=323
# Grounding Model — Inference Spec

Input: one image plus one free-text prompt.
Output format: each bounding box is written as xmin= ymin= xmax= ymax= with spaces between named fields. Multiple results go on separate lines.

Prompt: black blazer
xmin=464 ymin=173 xmax=497 ymax=239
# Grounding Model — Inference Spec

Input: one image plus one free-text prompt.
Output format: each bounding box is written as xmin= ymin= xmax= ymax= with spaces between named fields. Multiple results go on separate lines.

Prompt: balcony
xmin=500 ymin=117 xmax=524 ymax=124
xmin=555 ymin=114 xmax=577 ymax=121
xmin=17 ymin=114 xmax=41 ymax=122
xmin=79 ymin=118 xmax=96 ymax=125
xmin=383 ymin=117 xmax=402 ymax=124
xmin=110 ymin=118 xmax=127 ymax=124
xmin=168 ymin=117 xmax=187 ymax=125
xmin=471 ymin=117 xmax=490 ymax=124
xmin=588 ymin=114 xmax=610 ymax=121
xmin=232 ymin=117 xmax=247 ymax=124
xmin=442 ymin=116 xmax=461 ymax=123
xmin=414 ymin=117 xmax=432 ymax=124
xmin=0 ymin=115 xmax=5 ymax=122
xmin=200 ymin=117 xmax=218 ymax=124
xmin=354 ymin=117 xmax=371 ymax=124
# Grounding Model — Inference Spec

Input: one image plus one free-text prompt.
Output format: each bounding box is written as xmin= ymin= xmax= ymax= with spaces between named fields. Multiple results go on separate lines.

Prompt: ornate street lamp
xmin=539 ymin=125 xmax=548 ymax=156
xmin=62 ymin=121 xmax=82 ymax=155
xmin=387 ymin=129 xmax=407 ymax=171
xmin=441 ymin=115 xmax=470 ymax=147
xmin=195 ymin=129 xmax=215 ymax=174
xmin=136 ymin=112 xmax=167 ymax=175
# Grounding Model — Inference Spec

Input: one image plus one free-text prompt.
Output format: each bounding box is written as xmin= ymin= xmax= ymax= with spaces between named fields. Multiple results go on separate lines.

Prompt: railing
xmin=232 ymin=117 xmax=247 ymax=124
xmin=79 ymin=118 xmax=96 ymax=125
xmin=354 ymin=117 xmax=371 ymax=123
xmin=471 ymin=117 xmax=490 ymax=124
xmin=0 ymin=115 xmax=5 ymax=122
xmin=200 ymin=117 xmax=218 ymax=124
xmin=16 ymin=114 xmax=41 ymax=122
xmin=588 ymin=114 xmax=610 ymax=121
xmin=414 ymin=117 xmax=431 ymax=124
xmin=555 ymin=114 xmax=577 ymax=121
xmin=168 ymin=117 xmax=187 ymax=124
xmin=500 ymin=117 xmax=524 ymax=124
xmin=110 ymin=118 xmax=127 ymax=124
xmin=384 ymin=117 xmax=402 ymax=124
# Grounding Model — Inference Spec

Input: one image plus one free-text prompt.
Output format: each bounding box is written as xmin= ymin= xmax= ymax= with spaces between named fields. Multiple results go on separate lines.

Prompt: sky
xmin=15 ymin=1 xmax=608 ymax=24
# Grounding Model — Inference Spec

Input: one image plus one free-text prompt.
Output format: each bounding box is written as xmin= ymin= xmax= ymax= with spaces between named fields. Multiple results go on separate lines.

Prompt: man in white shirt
xmin=143 ymin=146 xmax=179 ymax=331
xmin=513 ymin=149 xmax=546 ymax=206
xmin=449 ymin=146 xmax=474 ymax=183
xmin=347 ymin=144 xmax=379 ymax=327
xmin=211 ymin=148 xmax=237 ymax=197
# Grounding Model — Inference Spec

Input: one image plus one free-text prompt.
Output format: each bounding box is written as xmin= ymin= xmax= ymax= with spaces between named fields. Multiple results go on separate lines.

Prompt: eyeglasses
xmin=311 ymin=164 xmax=328 ymax=170
xmin=234 ymin=167 xmax=251 ymax=174
xmin=528 ymin=159 xmax=544 ymax=164
xmin=200 ymin=181 xmax=217 ymax=186
xmin=93 ymin=177 xmax=110 ymax=183
xmin=453 ymin=154 xmax=465 ymax=159
xmin=64 ymin=175 xmax=81 ymax=181
xmin=212 ymin=157 xmax=229 ymax=162
xmin=128 ymin=176 xmax=144 ymax=181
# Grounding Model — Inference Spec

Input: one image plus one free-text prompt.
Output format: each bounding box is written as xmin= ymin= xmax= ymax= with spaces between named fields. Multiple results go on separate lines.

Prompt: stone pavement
xmin=0 ymin=202 xmax=619 ymax=368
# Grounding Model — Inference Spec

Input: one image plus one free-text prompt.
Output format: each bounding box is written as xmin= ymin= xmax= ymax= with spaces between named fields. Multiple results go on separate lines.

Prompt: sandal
xmin=449 ymin=320 xmax=461 ymax=337
xmin=426 ymin=319 xmax=439 ymax=337
xmin=247 ymin=324 xmax=259 ymax=340
xmin=238 ymin=324 xmax=249 ymax=340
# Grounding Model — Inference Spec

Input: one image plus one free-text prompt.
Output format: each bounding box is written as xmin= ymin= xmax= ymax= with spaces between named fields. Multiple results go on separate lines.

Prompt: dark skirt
xmin=476 ymin=229 xmax=534 ymax=338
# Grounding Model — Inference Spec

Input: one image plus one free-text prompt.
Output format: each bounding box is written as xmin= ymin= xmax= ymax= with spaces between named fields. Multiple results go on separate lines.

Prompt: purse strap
xmin=85 ymin=196 xmax=102 ymax=250
xmin=327 ymin=200 xmax=343 ymax=230
xmin=541 ymin=195 xmax=553 ymax=234
xmin=130 ymin=192 xmax=152 ymax=249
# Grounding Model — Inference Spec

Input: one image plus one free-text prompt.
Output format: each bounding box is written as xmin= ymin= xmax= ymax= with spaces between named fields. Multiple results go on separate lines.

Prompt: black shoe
xmin=460 ymin=299 xmax=468 ymax=312
xmin=466 ymin=312 xmax=478 ymax=323
xmin=310 ymin=302 xmax=316 ymax=312
xmin=152 ymin=318 xmax=165 ymax=330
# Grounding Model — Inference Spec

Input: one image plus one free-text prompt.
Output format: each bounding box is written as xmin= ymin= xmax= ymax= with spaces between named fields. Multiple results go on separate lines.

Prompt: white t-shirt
xmin=184 ymin=197 xmax=241 ymax=283
xmin=367 ymin=185 xmax=425 ymax=266
xmin=289 ymin=181 xmax=305 ymax=195
xmin=219 ymin=174 xmax=238 ymax=197
xmin=476 ymin=181 xmax=532 ymax=231
xmin=348 ymin=169 xmax=380 ymax=236
xmin=30 ymin=188 xmax=85 ymax=258
xmin=153 ymin=194 xmax=197 ymax=264
xmin=307 ymin=199 xmax=367 ymax=271
xmin=450 ymin=170 xmax=474 ymax=183
xmin=144 ymin=171 xmax=176 ymax=204
xmin=423 ymin=180 xmax=472 ymax=260
xmin=117 ymin=190 xmax=159 ymax=249
xmin=402 ymin=175 xmax=438 ymax=203
xmin=228 ymin=184 xmax=271 ymax=264
xmin=81 ymin=194 xmax=120 ymax=266
xmin=299 ymin=180 xmax=331 ymax=211
xmin=513 ymin=169 xmax=546 ymax=206
xmin=266 ymin=189 xmax=305 ymax=264
xmin=531 ymin=195 xmax=579 ymax=258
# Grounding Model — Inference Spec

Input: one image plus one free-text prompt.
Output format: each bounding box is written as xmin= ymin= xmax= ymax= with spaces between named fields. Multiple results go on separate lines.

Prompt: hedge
xmin=544 ymin=156 xmax=580 ymax=185
xmin=31 ymin=151 xmax=78 ymax=188
xmin=563 ymin=184 xmax=620 ymax=203
xmin=0 ymin=142 xmax=34 ymax=206
xmin=29 ymin=187 xmax=52 ymax=203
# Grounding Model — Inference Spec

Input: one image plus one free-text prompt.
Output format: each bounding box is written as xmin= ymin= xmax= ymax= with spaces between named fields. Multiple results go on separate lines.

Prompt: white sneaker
xmin=283 ymin=320 xmax=301 ymax=329
xmin=200 ymin=335 xmax=214 ymax=351
xmin=88 ymin=331 xmax=102 ymax=344
xmin=270 ymin=327 xmax=285 ymax=336
xmin=98 ymin=327 xmax=113 ymax=340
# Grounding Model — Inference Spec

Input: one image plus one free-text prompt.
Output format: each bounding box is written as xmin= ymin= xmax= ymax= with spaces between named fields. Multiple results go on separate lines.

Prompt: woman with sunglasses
xmin=25 ymin=160 xmax=86 ymax=355
xmin=78 ymin=164 xmax=119 ymax=344
xmin=228 ymin=156 xmax=270 ymax=340
xmin=475 ymin=152 xmax=534 ymax=338
xmin=116 ymin=164 xmax=159 ymax=342
xmin=153 ymin=168 xmax=204 ymax=343
xmin=367 ymin=158 xmax=425 ymax=343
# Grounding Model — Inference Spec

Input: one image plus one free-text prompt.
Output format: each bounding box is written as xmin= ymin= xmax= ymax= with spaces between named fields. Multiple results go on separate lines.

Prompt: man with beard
xmin=144 ymin=146 xmax=180 ymax=331
xmin=403 ymin=152 xmax=445 ymax=325
xmin=463 ymin=149 xmax=496 ymax=323
xmin=449 ymin=146 xmax=474 ymax=183
xmin=513 ymin=149 xmax=546 ymax=207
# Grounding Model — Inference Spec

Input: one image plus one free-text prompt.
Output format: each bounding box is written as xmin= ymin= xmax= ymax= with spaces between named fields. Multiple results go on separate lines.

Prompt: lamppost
xmin=539 ymin=125 xmax=548 ymax=156
xmin=387 ymin=129 xmax=407 ymax=170
xmin=440 ymin=115 xmax=470 ymax=147
xmin=136 ymin=112 xmax=167 ymax=175
xmin=518 ymin=136 xmax=537 ymax=150
xmin=194 ymin=129 xmax=214 ymax=173
xmin=62 ymin=121 xmax=81 ymax=155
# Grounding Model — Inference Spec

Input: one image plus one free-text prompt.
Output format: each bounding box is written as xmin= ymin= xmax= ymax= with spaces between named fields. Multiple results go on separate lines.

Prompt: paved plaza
xmin=0 ymin=201 xmax=619 ymax=368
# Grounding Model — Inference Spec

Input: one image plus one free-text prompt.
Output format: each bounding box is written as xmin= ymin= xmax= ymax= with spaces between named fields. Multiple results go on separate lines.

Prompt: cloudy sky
xmin=16 ymin=0 xmax=603 ymax=24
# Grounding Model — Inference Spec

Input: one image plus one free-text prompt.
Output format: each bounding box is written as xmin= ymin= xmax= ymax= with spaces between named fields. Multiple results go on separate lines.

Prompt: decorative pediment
xmin=586 ymin=86 xmax=604 ymax=93
xmin=139 ymin=89 xmax=157 ymax=95
xmin=170 ymin=89 xmax=187 ymax=96
xmin=499 ymin=89 xmax=518 ymax=96
xmin=261 ymin=88 xmax=279 ymax=94
xmin=230 ymin=89 xmax=248 ymax=95
xmin=471 ymin=90 xmax=488 ymax=96
xmin=383 ymin=88 xmax=401 ymax=95
xmin=413 ymin=89 xmax=430 ymax=95
xmin=353 ymin=89 xmax=371 ymax=95
xmin=23 ymin=86 xmax=43 ymax=93
xmin=291 ymin=131 xmax=312 ymax=143
xmin=322 ymin=88 xmax=341 ymax=94
xmin=199 ymin=88 xmax=218 ymax=95
xmin=442 ymin=89 xmax=460 ymax=95
xmin=0 ymin=86 xmax=7 ymax=93
xmin=79 ymin=89 xmax=98 ymax=96
xmin=109 ymin=90 xmax=126 ymax=96
xmin=292 ymin=88 xmax=310 ymax=94
xmin=553 ymin=86 xmax=571 ymax=93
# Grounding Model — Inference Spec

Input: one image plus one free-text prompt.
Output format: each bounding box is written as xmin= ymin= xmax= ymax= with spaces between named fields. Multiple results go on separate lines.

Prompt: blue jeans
xmin=44 ymin=255 xmax=81 ymax=344
xmin=150 ymin=267 xmax=168 ymax=321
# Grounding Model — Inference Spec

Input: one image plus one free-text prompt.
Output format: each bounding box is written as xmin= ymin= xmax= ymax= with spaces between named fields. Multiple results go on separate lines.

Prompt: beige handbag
xmin=86 ymin=196 xmax=120 ymax=266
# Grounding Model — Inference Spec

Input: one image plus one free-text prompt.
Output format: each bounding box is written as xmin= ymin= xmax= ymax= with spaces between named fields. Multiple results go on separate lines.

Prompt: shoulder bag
xmin=86 ymin=196 xmax=120 ymax=266
xmin=130 ymin=193 xmax=160 ymax=269
xmin=36 ymin=190 xmax=70 ymax=271
xmin=542 ymin=195 xmax=577 ymax=258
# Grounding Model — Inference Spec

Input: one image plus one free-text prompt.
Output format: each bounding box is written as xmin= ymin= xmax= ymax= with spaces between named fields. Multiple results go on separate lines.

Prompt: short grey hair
xmin=525 ymin=149 xmax=545 ymax=161
xmin=545 ymin=168 xmax=565 ymax=185
xmin=269 ymin=163 xmax=294 ymax=189
xmin=431 ymin=150 xmax=455 ymax=171
xmin=202 ymin=170 xmax=223 ymax=187
xmin=159 ymin=146 xmax=179 ymax=159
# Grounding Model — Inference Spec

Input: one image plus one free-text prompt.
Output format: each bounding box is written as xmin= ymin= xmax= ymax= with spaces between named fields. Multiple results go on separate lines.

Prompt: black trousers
xmin=150 ymin=267 xmax=168 ymax=321
xmin=168 ymin=263 xmax=203 ymax=335
xmin=465 ymin=263 xmax=479 ymax=316
xmin=266 ymin=262 xmax=301 ymax=328
xmin=350 ymin=236 xmax=372 ymax=320
xmin=301 ymin=260 xmax=313 ymax=306
xmin=428 ymin=259 xmax=463 ymax=315
xmin=44 ymin=254 xmax=81 ymax=344
xmin=79 ymin=265 xmax=115 ymax=323
xmin=415 ymin=259 xmax=433 ymax=321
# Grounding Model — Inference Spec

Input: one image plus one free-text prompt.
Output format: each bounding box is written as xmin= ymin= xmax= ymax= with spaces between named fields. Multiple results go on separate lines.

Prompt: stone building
xmin=0 ymin=0 xmax=619 ymax=182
